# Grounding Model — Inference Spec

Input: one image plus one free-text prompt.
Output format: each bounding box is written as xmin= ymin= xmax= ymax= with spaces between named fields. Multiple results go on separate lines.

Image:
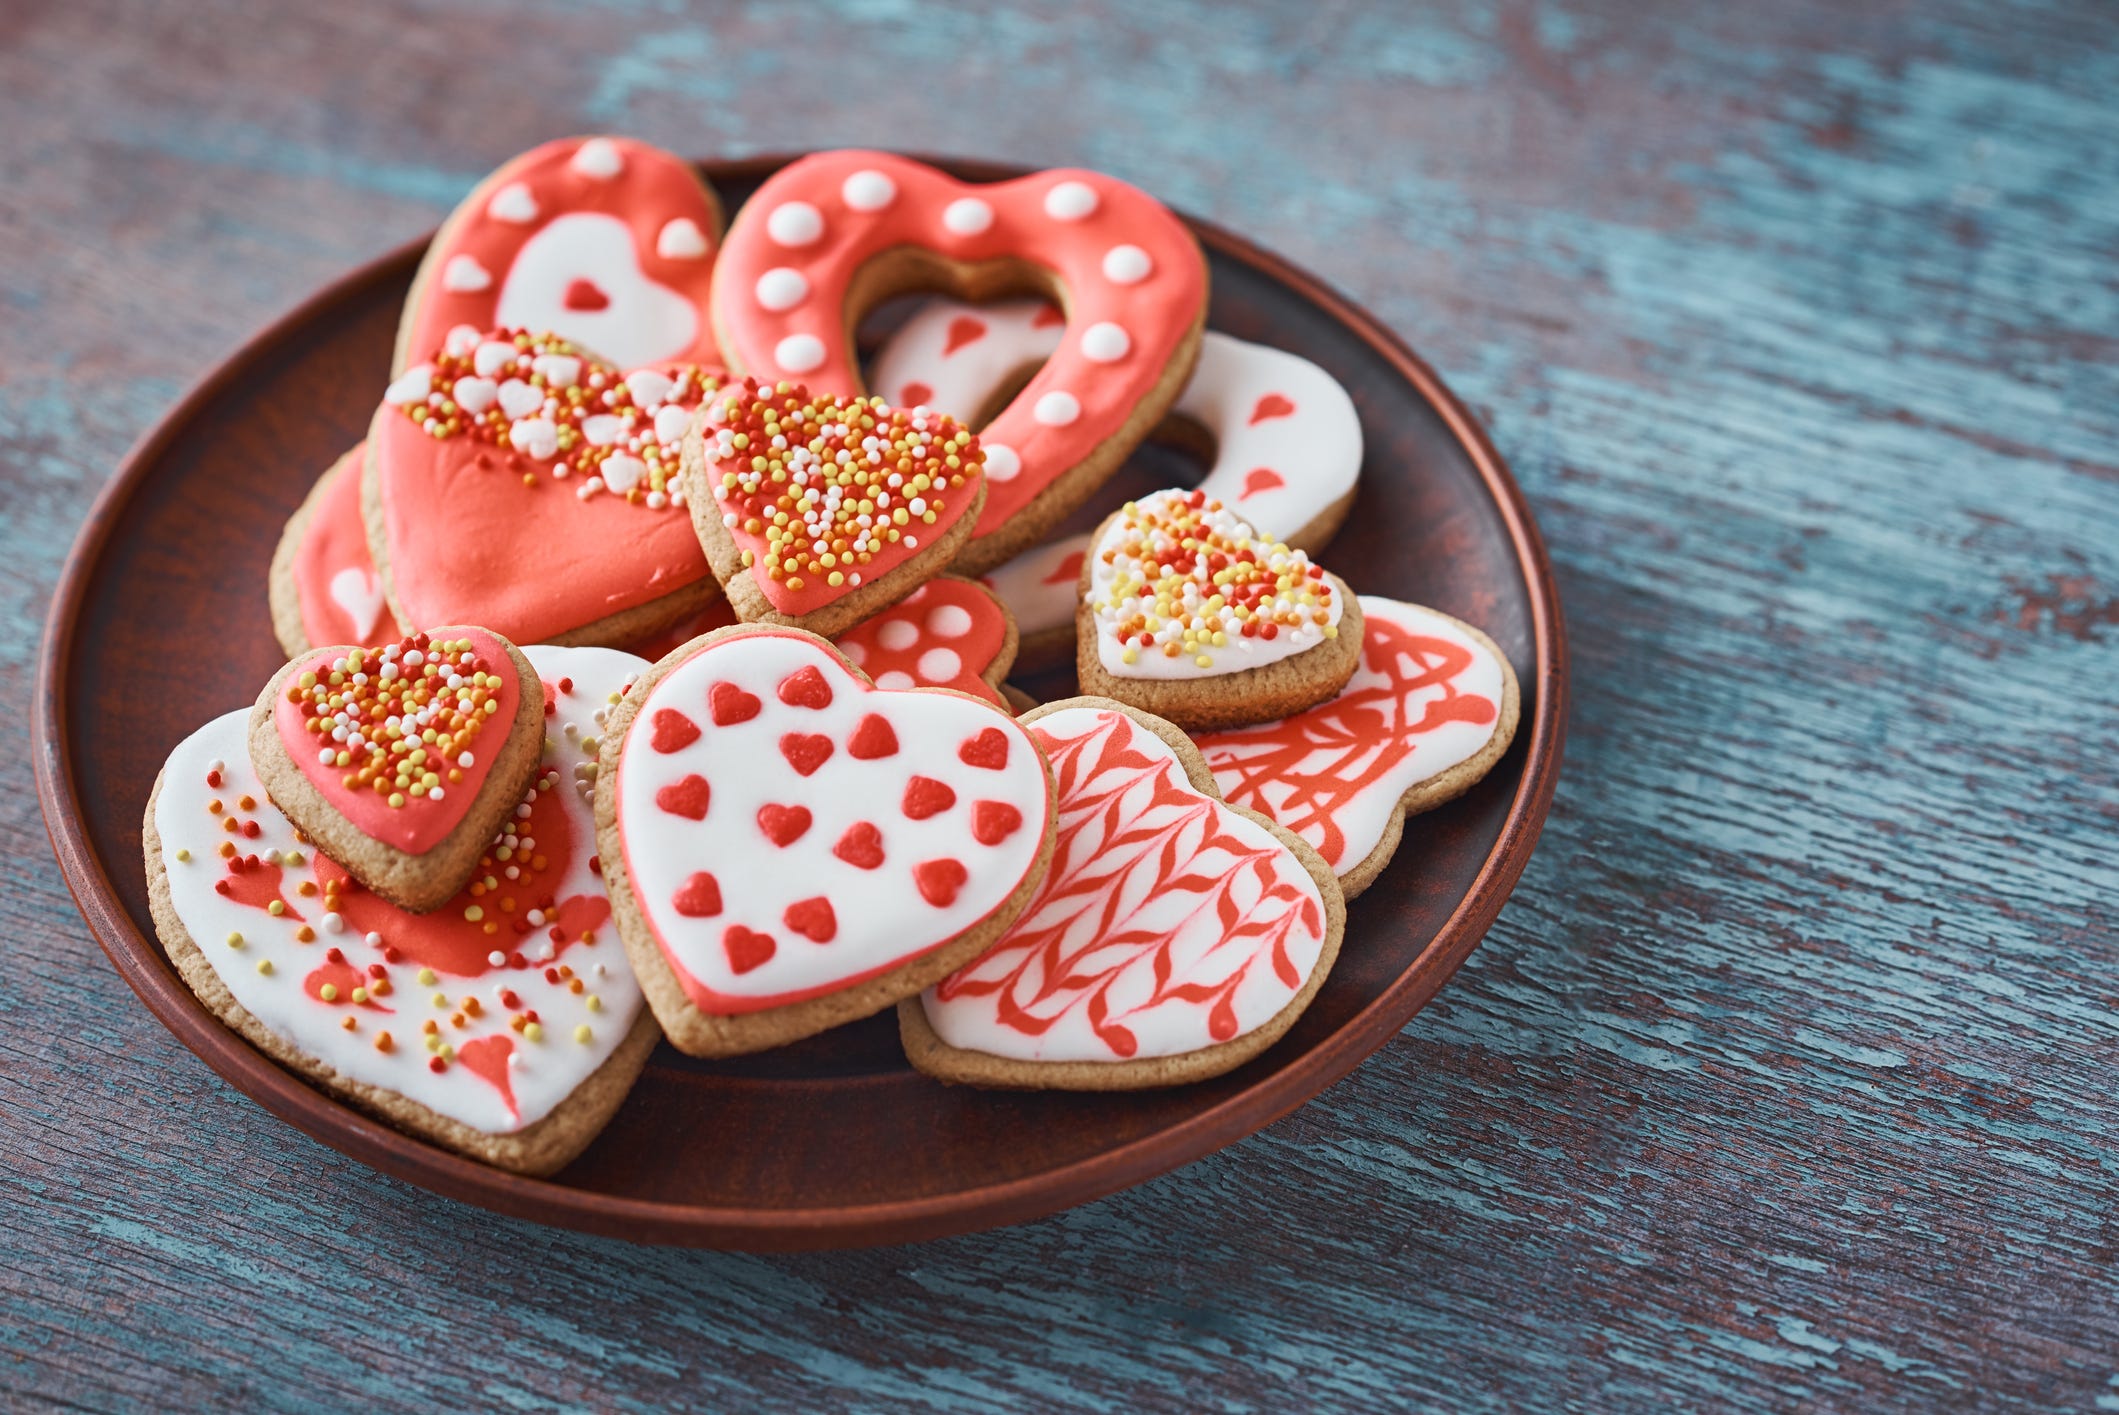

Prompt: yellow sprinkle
xmin=574 ymin=1025 xmax=592 ymax=1043
xmin=524 ymin=1022 xmax=545 ymax=1042
xmin=175 ymin=850 xmax=191 ymax=863
xmin=320 ymin=984 xmax=338 ymax=1001
xmin=256 ymin=960 xmax=273 ymax=976
xmin=267 ymin=901 xmax=285 ymax=916
xmin=587 ymin=995 xmax=603 ymax=1012
xmin=225 ymin=931 xmax=243 ymax=948
xmin=433 ymin=992 xmax=448 ymax=1007
xmin=418 ymin=968 xmax=437 ymax=985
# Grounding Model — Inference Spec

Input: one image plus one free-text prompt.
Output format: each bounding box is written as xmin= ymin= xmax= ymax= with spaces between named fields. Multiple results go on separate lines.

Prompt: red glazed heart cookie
xmin=268 ymin=444 xmax=406 ymax=656
xmin=679 ymin=380 xmax=987 ymax=637
xmin=595 ymin=625 xmax=1056 ymax=1057
xmin=1074 ymin=488 xmax=1363 ymax=731
xmin=395 ymin=135 xmax=722 ymax=375
xmin=367 ymin=327 xmax=726 ymax=646
xmin=1196 ymin=598 xmax=1521 ymax=898
xmin=148 ymin=646 xmax=658 ymax=1174
xmin=899 ymin=698 xmax=1345 ymax=1089
xmin=248 ymin=628 xmax=546 ymax=911
xmin=708 ymin=151 xmax=1207 ymax=575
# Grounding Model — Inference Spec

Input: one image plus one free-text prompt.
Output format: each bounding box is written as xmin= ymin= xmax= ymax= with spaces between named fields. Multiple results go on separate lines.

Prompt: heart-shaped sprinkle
xmin=779 ymin=732 xmax=834 ymax=777
xmin=848 ymin=714 xmax=899 ymax=759
xmin=452 ymin=376 xmax=499 ymax=414
xmin=756 ymin=803 xmax=812 ymax=847
xmin=783 ymin=897 xmax=837 ymax=943
xmin=833 ymin=821 xmax=885 ymax=870
xmin=710 ymin=682 xmax=762 ymax=726
xmin=673 ymin=871 xmax=723 ymax=916
xmin=959 ymin=728 xmax=1010 ymax=771
xmin=914 ymin=858 xmax=967 ymax=907
xmin=902 ymin=776 xmax=957 ymax=820
xmin=777 ymin=666 xmax=834 ymax=710
xmin=723 ymin=924 xmax=776 ymax=973
xmin=650 ymin=709 xmax=700 ymax=753
xmin=496 ymin=379 xmax=545 ymax=420
xmin=972 ymin=801 xmax=1023 ymax=846
xmin=655 ymin=774 xmax=710 ymax=820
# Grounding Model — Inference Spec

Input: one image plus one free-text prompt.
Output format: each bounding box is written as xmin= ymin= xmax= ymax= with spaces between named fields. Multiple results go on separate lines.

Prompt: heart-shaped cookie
xmin=679 ymin=380 xmax=987 ymax=637
xmin=708 ymin=151 xmax=1207 ymax=575
xmin=367 ymin=328 xmax=726 ymax=646
xmin=1074 ymin=487 xmax=1363 ymax=731
xmin=1196 ymin=598 xmax=1520 ymax=898
xmin=249 ymin=627 xmax=545 ymax=911
xmin=596 ymin=625 xmax=1055 ymax=1056
xmin=833 ymin=575 xmax=1016 ymax=708
xmin=900 ymin=698 xmax=1344 ymax=1089
xmin=268 ymin=443 xmax=407 ymax=656
xmin=147 ymin=646 xmax=657 ymax=1174
xmin=395 ymin=135 xmax=722 ymax=375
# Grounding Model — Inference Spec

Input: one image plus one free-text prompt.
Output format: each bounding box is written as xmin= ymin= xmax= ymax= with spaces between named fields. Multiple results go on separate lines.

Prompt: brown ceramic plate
xmin=35 ymin=154 xmax=1566 ymax=1250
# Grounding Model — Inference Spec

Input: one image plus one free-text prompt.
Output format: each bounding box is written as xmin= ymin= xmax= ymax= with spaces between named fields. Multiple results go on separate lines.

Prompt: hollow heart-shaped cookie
xmin=395 ymin=135 xmax=722 ymax=375
xmin=899 ymin=698 xmax=1345 ymax=1089
xmin=367 ymin=328 xmax=726 ymax=646
xmin=1074 ymin=487 xmax=1363 ymax=732
xmin=595 ymin=625 xmax=1056 ymax=1057
xmin=149 ymin=646 xmax=657 ymax=1174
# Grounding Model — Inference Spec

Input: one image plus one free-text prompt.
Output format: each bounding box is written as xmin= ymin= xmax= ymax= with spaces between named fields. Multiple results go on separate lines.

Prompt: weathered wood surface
xmin=4 ymin=0 xmax=2117 ymax=1408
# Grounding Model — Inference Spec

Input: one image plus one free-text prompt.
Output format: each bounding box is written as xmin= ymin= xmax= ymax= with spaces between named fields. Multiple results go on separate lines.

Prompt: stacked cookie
xmin=150 ymin=137 xmax=1520 ymax=1174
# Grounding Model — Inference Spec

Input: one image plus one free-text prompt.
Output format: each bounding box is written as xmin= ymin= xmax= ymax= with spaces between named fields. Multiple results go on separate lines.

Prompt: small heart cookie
xmin=395 ymin=135 xmax=722 ymax=375
xmin=833 ymin=576 xmax=1017 ymax=708
xmin=1074 ymin=488 xmax=1362 ymax=731
xmin=595 ymin=625 xmax=1056 ymax=1057
xmin=679 ymin=380 xmax=987 ymax=638
xmin=147 ymin=646 xmax=657 ymax=1174
xmin=268 ymin=443 xmax=406 ymax=657
xmin=900 ymin=698 xmax=1345 ymax=1089
xmin=1196 ymin=598 xmax=1521 ymax=899
xmin=367 ymin=328 xmax=726 ymax=646
xmin=248 ymin=628 xmax=546 ymax=912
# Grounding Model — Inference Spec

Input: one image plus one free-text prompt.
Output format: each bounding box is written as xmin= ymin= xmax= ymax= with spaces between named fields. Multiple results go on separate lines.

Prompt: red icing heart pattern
xmin=615 ymin=631 xmax=1053 ymax=1014
xmin=920 ymin=706 xmax=1329 ymax=1063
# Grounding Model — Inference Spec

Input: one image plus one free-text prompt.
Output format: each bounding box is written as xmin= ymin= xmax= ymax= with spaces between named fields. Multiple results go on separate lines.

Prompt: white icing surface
xmin=492 ymin=212 xmax=701 ymax=370
xmin=152 ymin=647 xmax=649 ymax=1135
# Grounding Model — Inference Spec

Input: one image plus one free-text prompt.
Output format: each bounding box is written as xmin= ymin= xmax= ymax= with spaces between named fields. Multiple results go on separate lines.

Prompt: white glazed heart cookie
xmin=145 ymin=646 xmax=658 ymax=1175
xmin=899 ymin=698 xmax=1345 ymax=1089
xmin=595 ymin=624 xmax=1057 ymax=1057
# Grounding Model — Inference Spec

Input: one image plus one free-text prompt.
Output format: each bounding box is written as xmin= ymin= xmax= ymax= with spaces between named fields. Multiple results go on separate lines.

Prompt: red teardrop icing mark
xmin=958 ymin=727 xmax=1010 ymax=771
xmin=673 ymin=871 xmax=723 ymax=917
xmin=898 ymin=381 xmax=934 ymax=409
xmin=214 ymin=855 xmax=303 ymax=919
xmin=655 ymin=774 xmax=711 ymax=820
xmin=1041 ymin=550 xmax=1086 ymax=586
xmin=757 ymin=803 xmax=813 ymax=846
xmin=942 ymin=316 xmax=988 ymax=355
xmin=779 ymin=732 xmax=835 ymax=777
xmin=1030 ymin=303 xmax=1066 ymax=328
xmin=777 ymin=665 xmax=834 ymax=709
xmin=1239 ymin=467 xmax=1286 ymax=499
xmin=783 ymin=896 xmax=838 ymax=943
xmin=972 ymin=800 xmax=1024 ymax=846
xmin=303 ymin=957 xmax=390 ymax=1010
xmin=650 ymin=709 xmax=700 ymax=753
xmin=848 ymin=713 xmax=899 ymax=760
xmin=723 ymin=925 xmax=777 ymax=974
xmin=709 ymin=681 xmax=763 ymax=726
xmin=833 ymin=821 xmax=885 ymax=870
xmin=563 ymin=278 xmax=611 ymax=312
xmin=1249 ymin=393 xmax=1296 ymax=424
xmin=902 ymin=776 xmax=957 ymax=820
xmin=914 ymin=858 xmax=968 ymax=907
xmin=455 ymin=1034 xmax=519 ymax=1121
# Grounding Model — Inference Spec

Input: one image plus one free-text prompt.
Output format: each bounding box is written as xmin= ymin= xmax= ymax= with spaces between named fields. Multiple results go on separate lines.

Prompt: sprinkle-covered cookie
xmin=248 ymin=627 xmax=546 ymax=912
xmin=679 ymin=380 xmax=988 ymax=638
xmin=595 ymin=625 xmax=1056 ymax=1057
xmin=146 ymin=646 xmax=658 ymax=1175
xmin=1074 ymin=488 xmax=1362 ymax=731
xmin=899 ymin=698 xmax=1344 ymax=1090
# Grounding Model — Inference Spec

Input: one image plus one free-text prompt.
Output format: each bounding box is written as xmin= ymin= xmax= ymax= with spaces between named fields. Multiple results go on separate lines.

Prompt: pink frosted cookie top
xmin=836 ymin=578 xmax=1011 ymax=707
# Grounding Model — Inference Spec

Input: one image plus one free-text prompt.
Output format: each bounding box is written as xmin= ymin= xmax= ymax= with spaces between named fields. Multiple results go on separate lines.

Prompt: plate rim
xmin=33 ymin=150 xmax=1569 ymax=1250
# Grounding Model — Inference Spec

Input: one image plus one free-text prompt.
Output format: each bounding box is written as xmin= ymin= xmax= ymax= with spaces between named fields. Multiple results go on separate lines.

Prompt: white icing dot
xmin=927 ymin=604 xmax=973 ymax=638
xmin=877 ymin=619 xmax=919 ymax=652
xmin=657 ymin=217 xmax=710 ymax=260
xmin=755 ymin=267 xmax=809 ymax=311
xmin=775 ymin=333 xmax=826 ymax=373
xmin=487 ymin=182 xmax=539 ymax=224
xmin=767 ymin=201 xmax=824 ymax=247
xmin=983 ymin=443 xmax=1020 ymax=481
xmin=571 ymin=137 xmax=625 ymax=178
xmin=942 ymin=198 xmax=994 ymax=235
xmin=876 ymin=671 xmax=916 ymax=690
xmin=1033 ymin=391 xmax=1081 ymax=426
xmin=1080 ymin=322 xmax=1131 ymax=362
xmin=1045 ymin=180 xmax=1099 ymax=221
xmin=441 ymin=254 xmax=491 ymax=292
xmin=1103 ymin=244 xmax=1153 ymax=284
xmin=917 ymin=648 xmax=963 ymax=683
xmin=842 ymin=169 xmax=897 ymax=210
xmin=840 ymin=640 xmax=868 ymax=667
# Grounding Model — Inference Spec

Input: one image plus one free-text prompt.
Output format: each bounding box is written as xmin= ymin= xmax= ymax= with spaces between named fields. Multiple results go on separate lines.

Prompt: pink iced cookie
xmin=710 ymin=151 xmax=1207 ymax=573
xmin=397 ymin=135 xmax=722 ymax=375
xmin=270 ymin=444 xmax=406 ymax=657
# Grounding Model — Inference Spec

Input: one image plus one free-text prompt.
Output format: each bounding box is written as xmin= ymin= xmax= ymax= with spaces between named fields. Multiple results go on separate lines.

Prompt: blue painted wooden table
xmin=5 ymin=1 xmax=2116 ymax=1407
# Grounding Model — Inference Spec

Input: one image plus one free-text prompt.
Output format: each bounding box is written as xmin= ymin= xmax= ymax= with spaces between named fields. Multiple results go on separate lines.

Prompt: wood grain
xmin=4 ymin=0 xmax=2116 ymax=1408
